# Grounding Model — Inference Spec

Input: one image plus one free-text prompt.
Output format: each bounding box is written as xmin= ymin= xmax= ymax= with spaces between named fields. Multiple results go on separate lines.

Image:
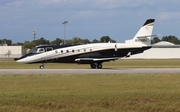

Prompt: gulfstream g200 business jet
xmin=15 ymin=19 xmax=155 ymax=69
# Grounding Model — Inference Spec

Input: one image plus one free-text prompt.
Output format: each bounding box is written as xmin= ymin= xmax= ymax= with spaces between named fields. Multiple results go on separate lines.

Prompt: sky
xmin=1 ymin=0 xmax=180 ymax=43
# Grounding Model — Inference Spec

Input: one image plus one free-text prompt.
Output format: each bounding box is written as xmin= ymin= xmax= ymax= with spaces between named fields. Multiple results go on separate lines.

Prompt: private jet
xmin=15 ymin=19 xmax=155 ymax=69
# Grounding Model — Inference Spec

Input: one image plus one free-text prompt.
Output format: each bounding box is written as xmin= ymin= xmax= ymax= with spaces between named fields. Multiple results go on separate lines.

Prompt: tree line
xmin=151 ymin=35 xmax=180 ymax=44
xmin=1 ymin=35 xmax=180 ymax=49
xmin=0 ymin=36 xmax=116 ymax=49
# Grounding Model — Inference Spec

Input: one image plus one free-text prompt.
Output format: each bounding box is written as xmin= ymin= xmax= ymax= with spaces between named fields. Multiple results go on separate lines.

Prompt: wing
xmin=75 ymin=57 xmax=119 ymax=64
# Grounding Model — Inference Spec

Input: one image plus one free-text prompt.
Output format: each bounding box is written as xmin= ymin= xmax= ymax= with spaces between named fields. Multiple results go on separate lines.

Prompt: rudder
xmin=125 ymin=19 xmax=155 ymax=45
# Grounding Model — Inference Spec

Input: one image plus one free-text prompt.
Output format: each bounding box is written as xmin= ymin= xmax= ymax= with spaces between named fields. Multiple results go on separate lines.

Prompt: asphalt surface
xmin=0 ymin=68 xmax=180 ymax=75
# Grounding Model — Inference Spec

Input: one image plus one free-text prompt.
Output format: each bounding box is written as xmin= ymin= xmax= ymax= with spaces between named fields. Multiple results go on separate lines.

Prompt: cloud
xmin=2 ymin=0 xmax=23 ymax=7
xmin=35 ymin=0 xmax=154 ymax=11
xmin=37 ymin=0 xmax=84 ymax=8
xmin=1 ymin=0 xmax=180 ymax=43
xmin=157 ymin=12 xmax=180 ymax=20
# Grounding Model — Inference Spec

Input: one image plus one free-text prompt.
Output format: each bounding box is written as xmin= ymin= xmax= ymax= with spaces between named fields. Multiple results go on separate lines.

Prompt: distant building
xmin=0 ymin=46 xmax=23 ymax=58
xmin=0 ymin=44 xmax=8 ymax=46
xmin=129 ymin=41 xmax=180 ymax=59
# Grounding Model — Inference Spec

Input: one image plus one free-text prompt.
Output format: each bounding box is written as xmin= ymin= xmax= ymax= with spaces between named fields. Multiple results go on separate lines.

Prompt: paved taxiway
xmin=0 ymin=68 xmax=180 ymax=75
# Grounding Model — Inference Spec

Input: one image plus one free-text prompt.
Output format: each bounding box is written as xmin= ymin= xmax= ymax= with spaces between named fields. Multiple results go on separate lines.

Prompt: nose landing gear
xmin=39 ymin=63 xmax=44 ymax=69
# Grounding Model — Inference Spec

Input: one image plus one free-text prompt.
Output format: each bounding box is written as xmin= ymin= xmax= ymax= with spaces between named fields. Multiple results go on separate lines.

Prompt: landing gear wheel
xmin=90 ymin=63 xmax=96 ymax=69
xmin=97 ymin=64 xmax=102 ymax=69
xmin=39 ymin=64 xmax=44 ymax=69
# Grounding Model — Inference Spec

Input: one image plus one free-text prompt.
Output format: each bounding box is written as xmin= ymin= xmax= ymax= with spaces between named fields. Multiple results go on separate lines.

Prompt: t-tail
xmin=125 ymin=19 xmax=155 ymax=46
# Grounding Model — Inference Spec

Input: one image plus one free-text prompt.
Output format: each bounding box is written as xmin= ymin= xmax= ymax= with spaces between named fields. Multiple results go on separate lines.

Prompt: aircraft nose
xmin=16 ymin=58 xmax=28 ymax=63
xmin=16 ymin=59 xmax=23 ymax=63
xmin=14 ymin=58 xmax=19 ymax=61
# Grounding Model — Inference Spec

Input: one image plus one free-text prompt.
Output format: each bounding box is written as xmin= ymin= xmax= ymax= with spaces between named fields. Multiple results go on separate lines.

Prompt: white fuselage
xmin=17 ymin=43 xmax=146 ymax=64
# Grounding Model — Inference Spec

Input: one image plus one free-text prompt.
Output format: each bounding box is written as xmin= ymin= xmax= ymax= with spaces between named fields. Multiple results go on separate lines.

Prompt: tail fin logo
xmin=135 ymin=38 xmax=148 ymax=42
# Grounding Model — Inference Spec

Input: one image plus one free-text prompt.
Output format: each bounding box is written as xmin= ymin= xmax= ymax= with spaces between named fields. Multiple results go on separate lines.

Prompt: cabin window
xmin=72 ymin=50 xmax=74 ymax=53
xmin=90 ymin=49 xmax=92 ymax=52
xmin=78 ymin=49 xmax=80 ymax=52
xmin=61 ymin=50 xmax=63 ymax=53
xmin=67 ymin=50 xmax=69 ymax=53
xmin=37 ymin=48 xmax=45 ymax=53
xmin=46 ymin=47 xmax=53 ymax=52
xmin=84 ymin=49 xmax=86 ymax=52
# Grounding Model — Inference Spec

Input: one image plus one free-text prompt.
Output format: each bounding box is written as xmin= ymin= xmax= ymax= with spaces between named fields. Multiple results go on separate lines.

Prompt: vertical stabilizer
xmin=125 ymin=19 xmax=155 ymax=45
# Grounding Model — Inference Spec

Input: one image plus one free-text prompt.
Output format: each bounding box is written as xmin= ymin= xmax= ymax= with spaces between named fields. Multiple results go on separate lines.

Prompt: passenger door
xmin=46 ymin=47 xmax=53 ymax=62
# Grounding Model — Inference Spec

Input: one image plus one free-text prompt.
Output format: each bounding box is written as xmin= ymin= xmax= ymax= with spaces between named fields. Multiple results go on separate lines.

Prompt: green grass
xmin=1 ymin=59 xmax=180 ymax=111
xmin=1 ymin=59 xmax=180 ymax=69
xmin=1 ymin=74 xmax=180 ymax=112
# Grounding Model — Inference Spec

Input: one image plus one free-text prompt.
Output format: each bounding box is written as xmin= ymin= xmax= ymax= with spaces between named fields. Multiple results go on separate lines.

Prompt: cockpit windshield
xmin=30 ymin=48 xmax=37 ymax=53
xmin=30 ymin=48 xmax=45 ymax=53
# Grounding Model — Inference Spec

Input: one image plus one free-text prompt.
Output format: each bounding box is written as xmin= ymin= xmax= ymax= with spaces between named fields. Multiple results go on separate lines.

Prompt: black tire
xmin=97 ymin=64 xmax=102 ymax=69
xmin=90 ymin=63 xmax=96 ymax=69
xmin=39 ymin=65 xmax=44 ymax=69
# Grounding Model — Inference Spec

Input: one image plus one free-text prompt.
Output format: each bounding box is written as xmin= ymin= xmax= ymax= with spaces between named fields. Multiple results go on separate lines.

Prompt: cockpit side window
xmin=46 ymin=47 xmax=53 ymax=52
xmin=37 ymin=48 xmax=45 ymax=53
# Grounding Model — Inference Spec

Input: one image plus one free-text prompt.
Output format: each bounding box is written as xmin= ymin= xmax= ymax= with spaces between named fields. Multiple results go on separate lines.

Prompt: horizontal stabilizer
xmin=137 ymin=35 xmax=157 ymax=38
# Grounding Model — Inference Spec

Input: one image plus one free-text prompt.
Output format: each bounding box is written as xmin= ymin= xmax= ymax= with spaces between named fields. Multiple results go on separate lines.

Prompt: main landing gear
xmin=39 ymin=63 xmax=44 ymax=69
xmin=39 ymin=63 xmax=103 ymax=69
xmin=90 ymin=63 xmax=103 ymax=69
